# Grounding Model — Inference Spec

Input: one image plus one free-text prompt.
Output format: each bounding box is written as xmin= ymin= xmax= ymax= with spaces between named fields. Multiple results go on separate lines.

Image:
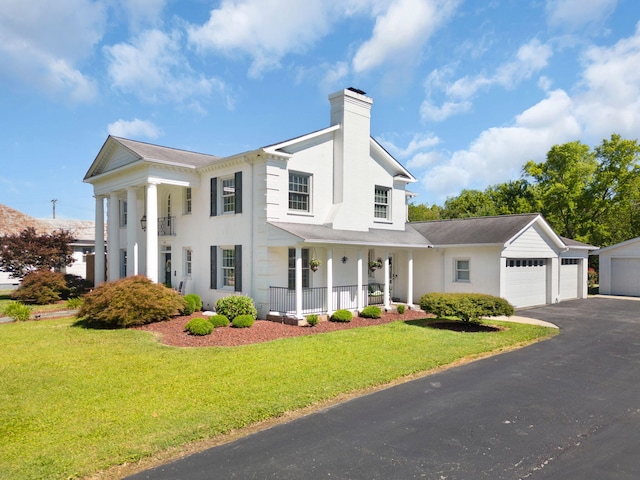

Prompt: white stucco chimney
xmin=328 ymin=88 xmax=373 ymax=231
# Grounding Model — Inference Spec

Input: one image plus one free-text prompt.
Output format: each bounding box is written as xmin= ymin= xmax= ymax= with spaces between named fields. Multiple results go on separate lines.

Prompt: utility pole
xmin=51 ymin=199 xmax=58 ymax=219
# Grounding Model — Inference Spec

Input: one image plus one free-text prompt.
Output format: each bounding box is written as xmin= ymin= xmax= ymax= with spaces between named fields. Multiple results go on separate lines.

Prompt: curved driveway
xmin=127 ymin=297 xmax=640 ymax=480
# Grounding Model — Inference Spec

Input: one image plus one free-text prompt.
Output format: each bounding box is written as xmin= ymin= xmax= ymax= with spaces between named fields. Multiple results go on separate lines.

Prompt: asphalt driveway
xmin=127 ymin=297 xmax=640 ymax=480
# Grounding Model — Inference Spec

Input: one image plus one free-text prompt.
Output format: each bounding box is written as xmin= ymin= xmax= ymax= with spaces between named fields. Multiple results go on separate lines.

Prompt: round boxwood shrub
xmin=208 ymin=314 xmax=230 ymax=328
xmin=215 ymin=295 xmax=257 ymax=321
xmin=184 ymin=317 xmax=214 ymax=336
xmin=330 ymin=309 xmax=353 ymax=323
xmin=77 ymin=275 xmax=187 ymax=328
xmin=396 ymin=304 xmax=406 ymax=314
xmin=231 ymin=314 xmax=255 ymax=328
xmin=12 ymin=270 xmax=69 ymax=305
xmin=182 ymin=293 xmax=203 ymax=315
xmin=360 ymin=306 xmax=382 ymax=318
xmin=306 ymin=314 xmax=319 ymax=327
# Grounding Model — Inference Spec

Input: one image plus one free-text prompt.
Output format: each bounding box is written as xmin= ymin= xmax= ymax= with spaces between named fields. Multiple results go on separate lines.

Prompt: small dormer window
xmin=289 ymin=172 xmax=311 ymax=212
xmin=374 ymin=186 xmax=390 ymax=220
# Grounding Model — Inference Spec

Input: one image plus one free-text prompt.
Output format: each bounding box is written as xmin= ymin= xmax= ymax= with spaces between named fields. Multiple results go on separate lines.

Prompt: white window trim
xmin=454 ymin=258 xmax=470 ymax=283
xmin=221 ymin=247 xmax=235 ymax=289
xmin=184 ymin=187 xmax=192 ymax=215
xmin=288 ymin=171 xmax=312 ymax=214
xmin=184 ymin=248 xmax=192 ymax=277
xmin=374 ymin=186 xmax=391 ymax=222
xmin=119 ymin=200 xmax=128 ymax=227
xmin=221 ymin=177 xmax=235 ymax=215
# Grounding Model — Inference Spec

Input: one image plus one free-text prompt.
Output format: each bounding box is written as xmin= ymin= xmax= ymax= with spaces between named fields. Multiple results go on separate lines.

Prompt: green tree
xmin=0 ymin=227 xmax=76 ymax=279
xmin=441 ymin=189 xmax=499 ymax=219
xmin=408 ymin=202 xmax=442 ymax=221
xmin=523 ymin=141 xmax=597 ymax=240
xmin=487 ymin=179 xmax=537 ymax=215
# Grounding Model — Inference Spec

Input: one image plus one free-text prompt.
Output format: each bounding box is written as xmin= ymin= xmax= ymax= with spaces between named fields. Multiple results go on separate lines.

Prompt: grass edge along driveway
xmin=0 ymin=316 xmax=557 ymax=480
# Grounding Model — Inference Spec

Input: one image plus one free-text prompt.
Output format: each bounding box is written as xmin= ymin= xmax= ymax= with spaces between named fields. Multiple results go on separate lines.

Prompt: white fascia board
xmin=370 ymin=138 xmax=416 ymax=183
xmin=264 ymin=125 xmax=340 ymax=155
xmin=593 ymin=236 xmax=640 ymax=255
xmin=504 ymin=215 xmax=566 ymax=250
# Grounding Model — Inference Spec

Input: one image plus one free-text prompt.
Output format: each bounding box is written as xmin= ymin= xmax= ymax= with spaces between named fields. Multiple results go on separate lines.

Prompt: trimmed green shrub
xmin=65 ymin=297 xmax=83 ymax=309
xmin=231 ymin=314 xmax=254 ymax=328
xmin=11 ymin=270 xmax=69 ymax=304
xmin=396 ymin=304 xmax=406 ymax=314
xmin=208 ymin=314 xmax=230 ymax=328
xmin=330 ymin=309 xmax=353 ymax=323
xmin=419 ymin=292 xmax=515 ymax=323
xmin=215 ymin=295 xmax=257 ymax=321
xmin=306 ymin=314 xmax=319 ymax=327
xmin=184 ymin=317 xmax=214 ymax=336
xmin=360 ymin=305 xmax=382 ymax=318
xmin=2 ymin=301 xmax=32 ymax=322
xmin=77 ymin=275 xmax=187 ymax=328
xmin=181 ymin=293 xmax=203 ymax=315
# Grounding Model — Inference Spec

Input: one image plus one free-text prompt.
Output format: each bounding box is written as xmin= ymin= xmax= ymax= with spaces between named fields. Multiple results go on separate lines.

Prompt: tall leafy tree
xmin=0 ymin=227 xmax=76 ymax=279
xmin=408 ymin=202 xmax=442 ymax=221
xmin=441 ymin=189 xmax=499 ymax=219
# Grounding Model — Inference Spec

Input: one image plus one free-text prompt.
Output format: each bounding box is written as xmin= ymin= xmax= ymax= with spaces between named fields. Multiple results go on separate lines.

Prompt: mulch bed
xmin=133 ymin=309 xmax=430 ymax=347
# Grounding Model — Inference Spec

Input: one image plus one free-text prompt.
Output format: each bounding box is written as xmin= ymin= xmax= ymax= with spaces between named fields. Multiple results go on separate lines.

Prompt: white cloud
xmin=117 ymin=0 xmax=167 ymax=28
xmin=574 ymin=21 xmax=640 ymax=139
xmin=546 ymin=0 xmax=617 ymax=31
xmin=105 ymin=29 xmax=229 ymax=109
xmin=421 ymin=38 xmax=553 ymax=122
xmin=107 ymin=118 xmax=162 ymax=139
xmin=0 ymin=0 xmax=105 ymax=102
xmin=379 ymin=132 xmax=441 ymax=158
xmin=188 ymin=0 xmax=338 ymax=77
xmin=352 ymin=0 xmax=460 ymax=73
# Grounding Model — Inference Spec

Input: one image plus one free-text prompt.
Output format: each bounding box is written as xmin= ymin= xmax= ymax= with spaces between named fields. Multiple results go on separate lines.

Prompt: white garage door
xmin=611 ymin=258 xmax=640 ymax=297
xmin=560 ymin=259 xmax=579 ymax=300
xmin=505 ymin=259 xmax=547 ymax=308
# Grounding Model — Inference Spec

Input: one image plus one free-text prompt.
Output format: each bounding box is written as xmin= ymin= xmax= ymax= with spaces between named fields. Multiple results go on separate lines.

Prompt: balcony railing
xmin=269 ymin=284 xmax=379 ymax=315
xmin=158 ymin=216 xmax=176 ymax=236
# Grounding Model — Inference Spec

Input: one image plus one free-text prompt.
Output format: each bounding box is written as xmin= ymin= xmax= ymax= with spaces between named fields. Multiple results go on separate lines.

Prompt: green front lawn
xmin=0 ymin=315 xmax=557 ymax=479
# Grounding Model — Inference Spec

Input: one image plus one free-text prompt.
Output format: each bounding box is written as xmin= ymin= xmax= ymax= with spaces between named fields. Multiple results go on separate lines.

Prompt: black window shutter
xmin=210 ymin=177 xmax=218 ymax=216
xmin=234 ymin=171 xmax=243 ymax=214
xmin=210 ymin=245 xmax=217 ymax=289
xmin=234 ymin=244 xmax=242 ymax=292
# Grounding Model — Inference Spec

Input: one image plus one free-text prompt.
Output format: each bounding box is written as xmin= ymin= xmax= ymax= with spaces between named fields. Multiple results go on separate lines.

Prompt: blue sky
xmin=1 ymin=0 xmax=639 ymax=221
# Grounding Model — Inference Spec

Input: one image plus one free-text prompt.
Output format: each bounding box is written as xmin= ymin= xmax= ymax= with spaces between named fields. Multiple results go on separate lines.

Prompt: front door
xmin=164 ymin=253 xmax=172 ymax=287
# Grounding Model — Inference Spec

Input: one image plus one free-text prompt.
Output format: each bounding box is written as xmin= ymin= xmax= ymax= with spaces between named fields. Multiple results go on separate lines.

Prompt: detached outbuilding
xmin=594 ymin=237 xmax=640 ymax=297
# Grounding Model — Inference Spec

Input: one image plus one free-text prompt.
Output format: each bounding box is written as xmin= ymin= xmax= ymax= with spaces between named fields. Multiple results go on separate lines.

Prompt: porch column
xmin=407 ymin=250 xmax=414 ymax=307
xmin=107 ymin=193 xmax=120 ymax=281
xmin=326 ymin=248 xmax=333 ymax=314
xmin=145 ymin=183 xmax=159 ymax=283
xmin=357 ymin=249 xmax=364 ymax=311
xmin=94 ymin=195 xmax=105 ymax=285
xmin=295 ymin=247 xmax=303 ymax=318
xmin=383 ymin=251 xmax=391 ymax=310
xmin=126 ymin=187 xmax=139 ymax=276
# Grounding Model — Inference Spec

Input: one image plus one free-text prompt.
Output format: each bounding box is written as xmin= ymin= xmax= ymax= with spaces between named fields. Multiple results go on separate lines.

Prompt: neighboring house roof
xmin=410 ymin=213 xmax=543 ymax=246
xmin=0 ymin=204 xmax=97 ymax=242
xmin=269 ymin=222 xmax=433 ymax=248
xmin=559 ymin=236 xmax=597 ymax=250
xmin=592 ymin=236 xmax=640 ymax=255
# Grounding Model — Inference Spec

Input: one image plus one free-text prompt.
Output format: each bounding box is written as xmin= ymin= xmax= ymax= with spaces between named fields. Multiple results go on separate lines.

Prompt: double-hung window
xmin=210 ymin=172 xmax=242 ymax=216
xmin=288 ymin=248 xmax=310 ymax=289
xmin=222 ymin=248 xmax=235 ymax=287
xmin=184 ymin=248 xmax=192 ymax=276
xmin=184 ymin=187 xmax=192 ymax=214
xmin=119 ymin=200 xmax=127 ymax=227
xmin=374 ymin=186 xmax=390 ymax=220
xmin=222 ymin=178 xmax=235 ymax=213
xmin=289 ymin=172 xmax=310 ymax=212
xmin=455 ymin=259 xmax=470 ymax=282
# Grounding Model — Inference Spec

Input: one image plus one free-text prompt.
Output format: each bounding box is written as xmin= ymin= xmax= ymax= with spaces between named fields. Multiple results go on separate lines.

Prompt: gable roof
xmin=410 ymin=214 xmax=544 ymax=246
xmin=84 ymin=136 xmax=220 ymax=181
xmin=592 ymin=236 xmax=640 ymax=255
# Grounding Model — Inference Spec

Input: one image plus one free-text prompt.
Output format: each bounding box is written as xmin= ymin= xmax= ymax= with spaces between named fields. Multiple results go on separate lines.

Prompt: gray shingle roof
xmin=410 ymin=214 xmax=541 ymax=245
xmin=269 ymin=222 xmax=433 ymax=247
xmin=113 ymin=137 xmax=220 ymax=168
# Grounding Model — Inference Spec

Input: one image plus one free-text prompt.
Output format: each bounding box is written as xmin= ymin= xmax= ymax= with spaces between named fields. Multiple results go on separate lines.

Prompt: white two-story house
xmin=84 ymin=88 xmax=593 ymax=318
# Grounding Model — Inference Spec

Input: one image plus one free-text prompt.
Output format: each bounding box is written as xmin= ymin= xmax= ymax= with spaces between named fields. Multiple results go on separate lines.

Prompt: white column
xmin=94 ymin=195 xmax=105 ymax=285
xmin=357 ymin=249 xmax=364 ymax=311
xmin=145 ymin=183 xmax=159 ymax=283
xmin=126 ymin=187 xmax=139 ymax=276
xmin=326 ymin=248 xmax=333 ymax=314
xmin=407 ymin=250 xmax=414 ymax=307
xmin=383 ymin=251 xmax=391 ymax=310
xmin=107 ymin=193 xmax=120 ymax=281
xmin=295 ymin=247 xmax=303 ymax=318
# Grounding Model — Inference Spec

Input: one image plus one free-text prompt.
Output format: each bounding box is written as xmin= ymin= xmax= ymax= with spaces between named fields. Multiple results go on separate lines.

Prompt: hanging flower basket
xmin=309 ymin=259 xmax=321 ymax=272
xmin=368 ymin=260 xmax=382 ymax=272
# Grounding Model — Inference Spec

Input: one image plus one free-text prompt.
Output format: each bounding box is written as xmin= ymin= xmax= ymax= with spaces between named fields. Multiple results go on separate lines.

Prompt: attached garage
xmin=505 ymin=258 xmax=547 ymax=308
xmin=559 ymin=258 xmax=580 ymax=300
xmin=594 ymin=237 xmax=640 ymax=298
